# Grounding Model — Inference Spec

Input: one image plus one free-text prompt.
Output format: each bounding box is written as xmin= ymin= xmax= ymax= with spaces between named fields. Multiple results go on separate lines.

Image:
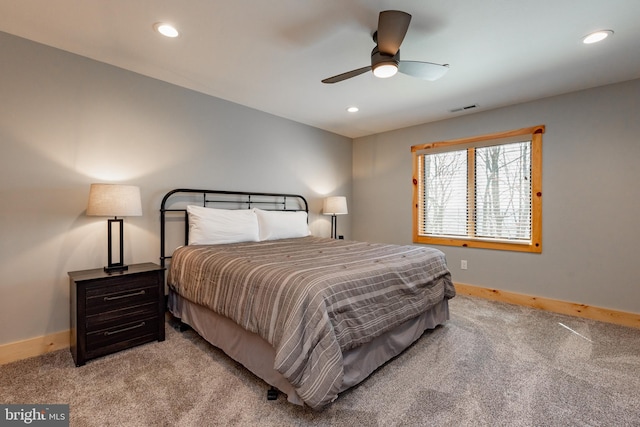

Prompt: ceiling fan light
xmin=373 ymin=63 xmax=398 ymax=78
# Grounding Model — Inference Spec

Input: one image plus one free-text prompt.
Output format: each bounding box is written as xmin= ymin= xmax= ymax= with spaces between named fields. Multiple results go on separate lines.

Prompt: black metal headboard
xmin=160 ymin=189 xmax=309 ymax=268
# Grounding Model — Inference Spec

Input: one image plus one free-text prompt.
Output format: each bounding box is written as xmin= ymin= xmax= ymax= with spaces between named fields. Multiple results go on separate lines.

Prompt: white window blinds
xmin=421 ymin=150 xmax=467 ymax=236
xmin=475 ymin=141 xmax=532 ymax=241
xmin=420 ymin=141 xmax=532 ymax=243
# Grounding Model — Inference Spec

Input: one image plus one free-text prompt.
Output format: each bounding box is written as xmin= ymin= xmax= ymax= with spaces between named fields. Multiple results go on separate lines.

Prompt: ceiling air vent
xmin=450 ymin=104 xmax=479 ymax=113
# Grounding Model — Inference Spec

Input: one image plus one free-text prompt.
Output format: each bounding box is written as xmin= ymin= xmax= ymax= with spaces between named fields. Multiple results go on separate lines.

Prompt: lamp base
xmin=104 ymin=264 xmax=129 ymax=274
xmin=105 ymin=217 xmax=128 ymax=274
xmin=330 ymin=214 xmax=338 ymax=239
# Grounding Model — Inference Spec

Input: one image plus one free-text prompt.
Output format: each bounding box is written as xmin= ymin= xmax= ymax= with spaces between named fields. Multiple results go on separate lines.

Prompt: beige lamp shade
xmin=323 ymin=196 xmax=348 ymax=215
xmin=87 ymin=184 xmax=142 ymax=217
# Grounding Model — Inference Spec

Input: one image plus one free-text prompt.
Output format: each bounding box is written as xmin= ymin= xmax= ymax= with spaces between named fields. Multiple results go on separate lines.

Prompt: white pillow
xmin=187 ymin=205 xmax=259 ymax=245
xmin=254 ymin=209 xmax=311 ymax=241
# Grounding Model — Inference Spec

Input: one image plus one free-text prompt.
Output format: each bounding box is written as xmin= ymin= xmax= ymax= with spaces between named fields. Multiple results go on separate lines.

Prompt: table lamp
xmin=87 ymin=184 xmax=142 ymax=273
xmin=323 ymin=196 xmax=348 ymax=239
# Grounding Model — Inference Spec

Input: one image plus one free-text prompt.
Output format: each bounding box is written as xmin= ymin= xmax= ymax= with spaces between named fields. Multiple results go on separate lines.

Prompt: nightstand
xmin=69 ymin=262 xmax=165 ymax=366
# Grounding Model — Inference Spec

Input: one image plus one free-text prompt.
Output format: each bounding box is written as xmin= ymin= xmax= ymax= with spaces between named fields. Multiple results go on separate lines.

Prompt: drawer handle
xmin=104 ymin=321 xmax=146 ymax=336
xmin=103 ymin=290 xmax=146 ymax=301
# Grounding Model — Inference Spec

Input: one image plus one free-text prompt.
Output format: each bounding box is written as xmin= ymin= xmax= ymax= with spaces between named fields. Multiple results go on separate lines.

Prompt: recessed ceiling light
xmin=154 ymin=23 xmax=179 ymax=38
xmin=582 ymin=30 xmax=613 ymax=44
xmin=346 ymin=106 xmax=359 ymax=113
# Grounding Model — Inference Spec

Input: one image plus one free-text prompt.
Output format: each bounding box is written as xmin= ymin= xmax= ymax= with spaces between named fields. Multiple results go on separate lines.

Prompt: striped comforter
xmin=167 ymin=236 xmax=454 ymax=409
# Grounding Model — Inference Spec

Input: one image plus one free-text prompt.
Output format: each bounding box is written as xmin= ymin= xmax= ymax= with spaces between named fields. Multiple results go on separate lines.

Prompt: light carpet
xmin=1 ymin=295 xmax=639 ymax=426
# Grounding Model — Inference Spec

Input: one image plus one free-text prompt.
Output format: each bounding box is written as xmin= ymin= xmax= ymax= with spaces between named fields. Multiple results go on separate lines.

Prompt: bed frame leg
xmin=267 ymin=387 xmax=278 ymax=401
xmin=177 ymin=320 xmax=191 ymax=332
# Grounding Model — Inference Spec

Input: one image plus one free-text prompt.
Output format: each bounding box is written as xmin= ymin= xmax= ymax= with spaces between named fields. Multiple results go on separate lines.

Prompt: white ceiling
xmin=1 ymin=0 xmax=639 ymax=138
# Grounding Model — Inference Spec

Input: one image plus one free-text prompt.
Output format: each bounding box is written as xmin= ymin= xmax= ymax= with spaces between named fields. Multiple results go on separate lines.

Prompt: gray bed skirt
xmin=168 ymin=290 xmax=449 ymax=406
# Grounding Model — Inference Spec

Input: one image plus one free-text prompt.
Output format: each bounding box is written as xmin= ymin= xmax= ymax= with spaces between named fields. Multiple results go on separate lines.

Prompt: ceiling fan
xmin=321 ymin=10 xmax=449 ymax=84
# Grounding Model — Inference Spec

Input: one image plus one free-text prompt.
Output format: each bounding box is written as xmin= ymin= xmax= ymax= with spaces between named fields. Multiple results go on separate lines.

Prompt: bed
xmin=160 ymin=189 xmax=455 ymax=410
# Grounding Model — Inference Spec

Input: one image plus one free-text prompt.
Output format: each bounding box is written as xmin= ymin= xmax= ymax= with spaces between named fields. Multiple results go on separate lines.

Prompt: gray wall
xmin=0 ymin=32 xmax=352 ymax=345
xmin=2 ymin=28 xmax=638 ymax=347
xmin=353 ymin=79 xmax=640 ymax=314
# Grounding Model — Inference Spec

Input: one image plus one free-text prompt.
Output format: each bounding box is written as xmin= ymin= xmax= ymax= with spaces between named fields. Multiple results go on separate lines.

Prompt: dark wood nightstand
xmin=69 ymin=262 xmax=165 ymax=366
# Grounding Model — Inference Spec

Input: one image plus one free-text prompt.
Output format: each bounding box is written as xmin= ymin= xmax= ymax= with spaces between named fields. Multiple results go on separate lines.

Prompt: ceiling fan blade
xmin=321 ymin=66 xmax=371 ymax=84
xmin=377 ymin=10 xmax=411 ymax=55
xmin=398 ymin=61 xmax=449 ymax=81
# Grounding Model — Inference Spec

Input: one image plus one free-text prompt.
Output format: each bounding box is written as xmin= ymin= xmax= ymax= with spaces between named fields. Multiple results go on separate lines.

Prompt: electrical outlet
xmin=461 ymin=260 xmax=468 ymax=270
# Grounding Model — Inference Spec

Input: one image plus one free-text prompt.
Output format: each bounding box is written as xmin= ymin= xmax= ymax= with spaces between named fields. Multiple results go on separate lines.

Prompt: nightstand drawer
xmin=86 ymin=280 xmax=159 ymax=315
xmin=86 ymin=316 xmax=159 ymax=357
xmin=86 ymin=301 xmax=157 ymax=331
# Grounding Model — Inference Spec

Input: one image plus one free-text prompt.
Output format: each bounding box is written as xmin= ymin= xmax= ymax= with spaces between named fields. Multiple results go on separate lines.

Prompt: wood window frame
xmin=411 ymin=125 xmax=544 ymax=253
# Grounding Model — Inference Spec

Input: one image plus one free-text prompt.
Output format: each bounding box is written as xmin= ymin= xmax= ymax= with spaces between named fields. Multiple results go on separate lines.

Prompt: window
xmin=411 ymin=125 xmax=544 ymax=253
